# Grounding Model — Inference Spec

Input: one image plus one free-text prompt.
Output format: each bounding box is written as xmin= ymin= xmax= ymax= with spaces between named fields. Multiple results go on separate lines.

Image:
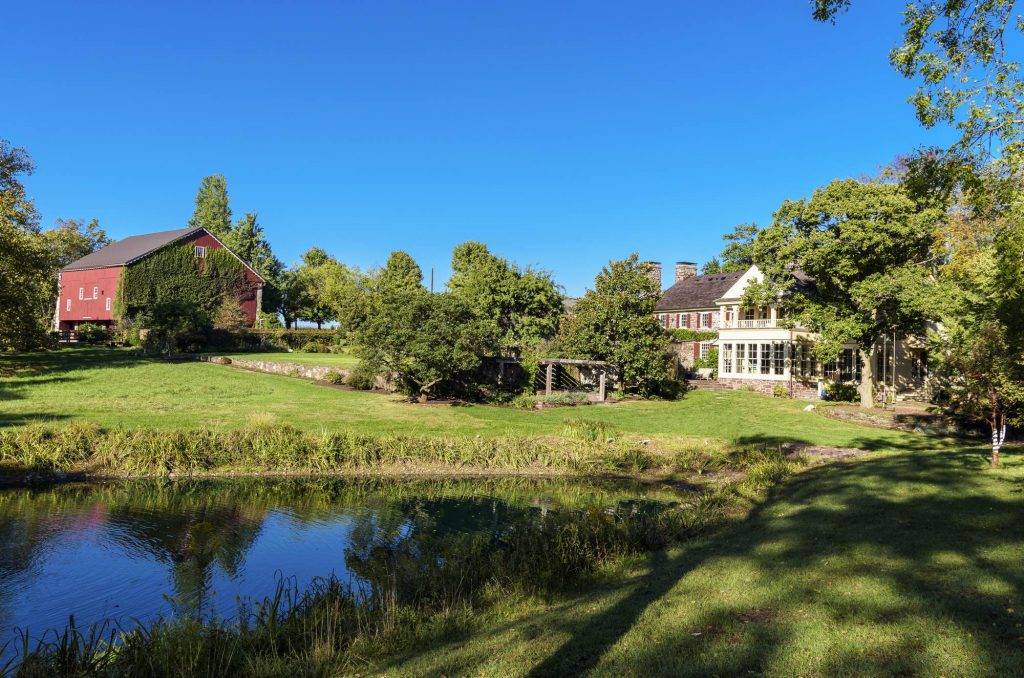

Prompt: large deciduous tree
xmin=447 ymin=241 xmax=563 ymax=355
xmin=749 ymin=179 xmax=943 ymax=408
xmin=376 ymin=250 xmax=423 ymax=295
xmin=0 ymin=140 xmax=51 ymax=350
xmin=813 ymin=1 xmax=1024 ymax=178
xmin=716 ymin=223 xmax=760 ymax=273
xmin=559 ymin=253 xmax=673 ymax=396
xmin=356 ymin=290 xmax=489 ymax=402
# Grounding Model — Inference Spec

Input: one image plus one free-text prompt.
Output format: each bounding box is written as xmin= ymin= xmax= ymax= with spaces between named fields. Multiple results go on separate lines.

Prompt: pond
xmin=0 ymin=476 xmax=683 ymax=660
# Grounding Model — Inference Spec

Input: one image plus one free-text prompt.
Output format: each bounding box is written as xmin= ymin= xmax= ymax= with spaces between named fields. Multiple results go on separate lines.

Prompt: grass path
xmin=1 ymin=348 xmax=915 ymax=450
xmin=376 ymin=445 xmax=1024 ymax=676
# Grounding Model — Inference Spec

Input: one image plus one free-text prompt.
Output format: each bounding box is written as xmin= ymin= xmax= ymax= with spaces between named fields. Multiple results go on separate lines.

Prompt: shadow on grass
xmin=387 ymin=444 xmax=1024 ymax=676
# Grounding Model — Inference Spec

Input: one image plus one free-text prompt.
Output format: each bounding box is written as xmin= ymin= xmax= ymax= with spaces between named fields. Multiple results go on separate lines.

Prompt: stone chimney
xmin=675 ymin=261 xmax=698 ymax=283
xmin=642 ymin=261 xmax=662 ymax=289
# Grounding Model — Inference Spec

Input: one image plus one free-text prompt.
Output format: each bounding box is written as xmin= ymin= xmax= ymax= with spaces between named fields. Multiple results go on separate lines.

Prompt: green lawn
xmin=208 ymin=351 xmax=360 ymax=368
xmin=3 ymin=348 xmax=1021 ymax=674
xmin=377 ymin=444 xmax=1024 ymax=676
xmin=1 ymin=348 xmax=914 ymax=450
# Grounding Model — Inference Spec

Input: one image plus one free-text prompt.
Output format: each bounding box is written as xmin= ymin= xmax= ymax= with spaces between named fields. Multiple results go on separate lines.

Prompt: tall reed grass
xmin=0 ymin=421 xmax=678 ymax=477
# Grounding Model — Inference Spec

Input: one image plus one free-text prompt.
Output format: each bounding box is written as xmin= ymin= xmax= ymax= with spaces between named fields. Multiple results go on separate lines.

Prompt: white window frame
xmin=78 ymin=288 xmax=84 ymax=300
xmin=66 ymin=299 xmax=71 ymax=312
xmin=195 ymin=245 xmax=207 ymax=259
xmin=722 ymin=343 xmax=733 ymax=373
xmin=701 ymin=312 xmax=712 ymax=328
xmin=699 ymin=342 xmax=712 ymax=360
xmin=105 ymin=297 xmax=112 ymax=311
xmin=93 ymin=286 xmax=99 ymax=300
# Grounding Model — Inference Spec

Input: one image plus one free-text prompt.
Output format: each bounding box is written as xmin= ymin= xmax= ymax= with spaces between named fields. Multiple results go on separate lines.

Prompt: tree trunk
xmin=991 ymin=413 xmax=1005 ymax=468
xmin=317 ymin=321 xmax=323 ymax=330
xmin=858 ymin=345 xmax=875 ymax=409
xmin=418 ymin=390 xmax=429 ymax=404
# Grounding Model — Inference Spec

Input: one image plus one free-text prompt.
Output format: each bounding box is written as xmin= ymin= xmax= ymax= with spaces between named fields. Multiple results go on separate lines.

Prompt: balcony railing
xmin=720 ymin=318 xmax=778 ymax=329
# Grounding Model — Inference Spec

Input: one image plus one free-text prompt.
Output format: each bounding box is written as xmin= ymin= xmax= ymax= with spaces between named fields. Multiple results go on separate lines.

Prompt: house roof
xmin=61 ymin=227 xmax=202 ymax=272
xmin=655 ymin=271 xmax=745 ymax=311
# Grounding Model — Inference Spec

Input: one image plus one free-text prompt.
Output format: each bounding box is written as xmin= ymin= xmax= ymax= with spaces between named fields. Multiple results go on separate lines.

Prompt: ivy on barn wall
xmin=114 ymin=244 xmax=247 ymax=319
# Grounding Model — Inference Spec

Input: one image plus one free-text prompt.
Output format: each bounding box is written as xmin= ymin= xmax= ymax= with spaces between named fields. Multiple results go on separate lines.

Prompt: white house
xmin=656 ymin=263 xmax=931 ymax=401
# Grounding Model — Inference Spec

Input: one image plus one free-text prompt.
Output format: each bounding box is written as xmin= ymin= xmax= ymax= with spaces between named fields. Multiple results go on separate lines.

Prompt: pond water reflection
xmin=0 ymin=476 xmax=682 ymax=657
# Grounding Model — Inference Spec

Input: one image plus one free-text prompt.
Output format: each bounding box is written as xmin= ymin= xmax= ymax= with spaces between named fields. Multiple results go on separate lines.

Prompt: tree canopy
xmin=446 ymin=241 xmax=563 ymax=354
xmin=559 ymin=253 xmax=673 ymax=396
xmin=749 ymin=178 xmax=944 ymax=407
xmin=356 ymin=289 xmax=490 ymax=402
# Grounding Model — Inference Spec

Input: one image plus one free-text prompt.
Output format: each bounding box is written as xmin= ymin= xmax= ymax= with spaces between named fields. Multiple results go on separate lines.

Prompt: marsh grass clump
xmin=0 ymin=424 xmax=660 ymax=477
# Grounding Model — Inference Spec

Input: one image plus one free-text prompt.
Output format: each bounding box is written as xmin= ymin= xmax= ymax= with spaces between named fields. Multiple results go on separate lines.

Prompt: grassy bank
xmin=0 ymin=418 xmax=779 ymax=483
xmin=0 ymin=349 xmax=918 ymax=451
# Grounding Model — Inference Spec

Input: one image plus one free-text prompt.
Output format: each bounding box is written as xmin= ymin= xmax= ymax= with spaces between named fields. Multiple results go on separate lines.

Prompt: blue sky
xmin=7 ymin=1 xmax=950 ymax=295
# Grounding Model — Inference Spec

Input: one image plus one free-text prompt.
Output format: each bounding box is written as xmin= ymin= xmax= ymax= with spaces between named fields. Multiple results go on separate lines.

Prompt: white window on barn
xmin=105 ymin=297 xmax=112 ymax=311
xmin=66 ymin=299 xmax=71 ymax=312
xmin=78 ymin=288 xmax=84 ymax=300
xmin=722 ymin=343 xmax=733 ymax=373
xmin=195 ymin=245 xmax=207 ymax=259
xmin=93 ymin=287 xmax=98 ymax=299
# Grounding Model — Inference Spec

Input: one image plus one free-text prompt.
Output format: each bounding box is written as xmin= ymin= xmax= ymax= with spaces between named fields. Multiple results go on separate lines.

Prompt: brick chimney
xmin=675 ymin=261 xmax=698 ymax=283
xmin=642 ymin=261 xmax=662 ymax=289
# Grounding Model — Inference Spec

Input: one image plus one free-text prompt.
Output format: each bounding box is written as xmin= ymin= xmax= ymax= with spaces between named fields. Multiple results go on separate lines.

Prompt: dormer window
xmin=195 ymin=245 xmax=207 ymax=259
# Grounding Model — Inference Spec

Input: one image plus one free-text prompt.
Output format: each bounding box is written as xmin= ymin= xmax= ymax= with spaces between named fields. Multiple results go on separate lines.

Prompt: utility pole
xmin=430 ymin=268 xmax=434 ymax=293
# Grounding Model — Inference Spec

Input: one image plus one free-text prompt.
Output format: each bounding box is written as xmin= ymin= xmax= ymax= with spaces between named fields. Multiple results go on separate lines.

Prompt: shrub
xmin=509 ymin=394 xmax=539 ymax=409
xmin=323 ymin=370 xmax=345 ymax=385
xmin=76 ymin=323 xmax=111 ymax=344
xmin=824 ymin=381 xmax=858 ymax=402
xmin=300 ymin=340 xmax=330 ymax=353
xmin=538 ymin=391 xmax=590 ymax=408
xmin=345 ymin=365 xmax=376 ymax=390
xmin=668 ymin=329 xmax=717 ymax=342
xmin=772 ymin=384 xmax=790 ymax=399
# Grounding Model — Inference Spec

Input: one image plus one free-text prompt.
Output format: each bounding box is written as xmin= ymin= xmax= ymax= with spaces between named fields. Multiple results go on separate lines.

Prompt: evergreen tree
xmin=186 ymin=175 xmax=232 ymax=239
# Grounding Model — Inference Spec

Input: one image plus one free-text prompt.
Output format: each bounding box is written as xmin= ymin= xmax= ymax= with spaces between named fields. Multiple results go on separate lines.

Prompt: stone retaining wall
xmin=199 ymin=356 xmax=348 ymax=381
xmin=820 ymin=405 xmax=980 ymax=437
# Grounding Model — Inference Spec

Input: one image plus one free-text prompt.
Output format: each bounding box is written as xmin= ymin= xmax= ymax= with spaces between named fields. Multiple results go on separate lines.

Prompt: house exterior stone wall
xmin=718 ymin=377 xmax=820 ymax=400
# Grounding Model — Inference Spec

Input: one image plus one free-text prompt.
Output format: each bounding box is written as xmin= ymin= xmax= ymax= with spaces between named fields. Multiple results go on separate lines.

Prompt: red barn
xmin=55 ymin=227 xmax=266 ymax=335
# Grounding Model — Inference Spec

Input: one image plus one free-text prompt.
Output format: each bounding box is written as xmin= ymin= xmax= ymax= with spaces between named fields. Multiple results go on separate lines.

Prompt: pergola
xmin=538 ymin=358 xmax=614 ymax=401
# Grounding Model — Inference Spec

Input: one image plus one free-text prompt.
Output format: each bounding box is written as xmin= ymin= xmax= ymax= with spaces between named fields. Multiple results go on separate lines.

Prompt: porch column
xmin=545 ymin=363 xmax=554 ymax=396
xmin=770 ymin=304 xmax=777 ymax=324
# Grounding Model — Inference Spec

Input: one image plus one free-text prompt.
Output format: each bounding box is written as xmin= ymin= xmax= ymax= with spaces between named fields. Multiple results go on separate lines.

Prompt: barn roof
xmin=655 ymin=271 xmax=745 ymax=311
xmin=61 ymin=227 xmax=203 ymax=272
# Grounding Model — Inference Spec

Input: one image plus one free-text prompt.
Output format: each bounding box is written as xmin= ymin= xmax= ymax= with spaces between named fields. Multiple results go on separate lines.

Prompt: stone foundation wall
xmin=718 ymin=378 xmax=821 ymax=400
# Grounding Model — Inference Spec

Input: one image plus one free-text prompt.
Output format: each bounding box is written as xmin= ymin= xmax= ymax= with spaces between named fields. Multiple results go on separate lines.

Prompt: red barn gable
xmin=55 ymin=227 xmax=266 ymax=333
